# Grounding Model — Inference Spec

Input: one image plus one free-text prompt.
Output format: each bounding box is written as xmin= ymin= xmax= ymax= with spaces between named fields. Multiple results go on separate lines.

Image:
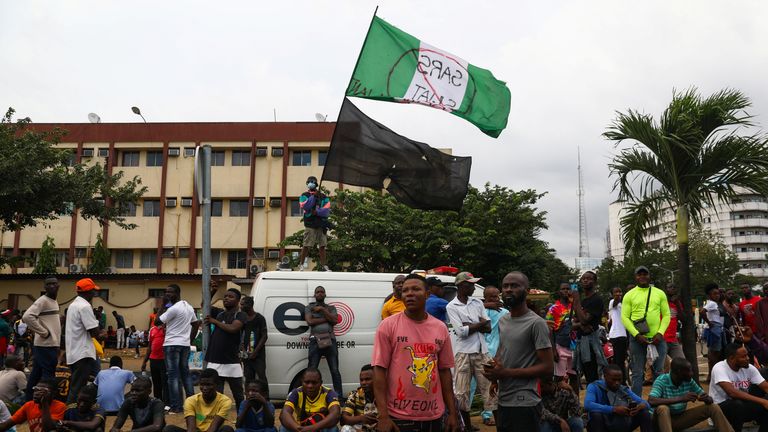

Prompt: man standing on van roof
xmin=446 ymin=272 xmax=493 ymax=431
xmin=298 ymin=176 xmax=331 ymax=272
xmin=372 ymin=274 xmax=459 ymax=432
xmin=305 ymin=286 xmax=343 ymax=398
xmin=381 ymin=275 xmax=406 ymax=320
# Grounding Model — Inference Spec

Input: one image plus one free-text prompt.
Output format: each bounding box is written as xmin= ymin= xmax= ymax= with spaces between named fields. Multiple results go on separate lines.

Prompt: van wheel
xmin=289 ymin=370 xmax=305 ymax=394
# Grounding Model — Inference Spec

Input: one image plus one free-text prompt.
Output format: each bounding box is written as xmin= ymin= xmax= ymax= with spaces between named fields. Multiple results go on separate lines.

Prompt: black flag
xmin=322 ymin=98 xmax=471 ymax=211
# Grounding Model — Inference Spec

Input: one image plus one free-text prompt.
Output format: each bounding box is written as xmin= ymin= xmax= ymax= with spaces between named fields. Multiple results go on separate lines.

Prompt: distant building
xmin=574 ymin=256 xmax=602 ymax=272
xmin=608 ymin=189 xmax=768 ymax=281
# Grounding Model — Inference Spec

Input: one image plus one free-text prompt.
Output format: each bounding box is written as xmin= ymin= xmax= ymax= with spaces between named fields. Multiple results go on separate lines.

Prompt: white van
xmin=248 ymin=271 xmax=461 ymax=400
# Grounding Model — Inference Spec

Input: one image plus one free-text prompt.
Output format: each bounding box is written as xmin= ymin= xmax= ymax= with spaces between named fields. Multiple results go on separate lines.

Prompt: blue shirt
xmin=426 ymin=295 xmax=449 ymax=322
xmin=484 ymin=307 xmax=509 ymax=357
xmin=237 ymin=401 xmax=276 ymax=432
xmin=94 ymin=367 xmax=135 ymax=412
xmin=584 ymin=380 xmax=649 ymax=418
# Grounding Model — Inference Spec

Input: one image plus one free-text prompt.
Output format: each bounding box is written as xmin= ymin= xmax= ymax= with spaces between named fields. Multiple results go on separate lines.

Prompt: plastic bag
xmin=647 ymin=344 xmax=658 ymax=362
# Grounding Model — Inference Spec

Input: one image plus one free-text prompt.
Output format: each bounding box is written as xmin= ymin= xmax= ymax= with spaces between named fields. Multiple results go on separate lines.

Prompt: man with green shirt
xmin=649 ymin=358 xmax=733 ymax=432
xmin=621 ymin=266 xmax=671 ymax=395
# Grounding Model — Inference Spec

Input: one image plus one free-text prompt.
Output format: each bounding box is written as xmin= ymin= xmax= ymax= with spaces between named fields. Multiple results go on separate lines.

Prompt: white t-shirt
xmin=607 ymin=299 xmax=627 ymax=339
xmin=446 ymin=297 xmax=489 ymax=354
xmin=160 ymin=300 xmax=197 ymax=347
xmin=708 ymin=361 xmax=765 ymax=404
xmin=65 ymin=296 xmax=99 ymax=364
xmin=703 ymin=300 xmax=723 ymax=325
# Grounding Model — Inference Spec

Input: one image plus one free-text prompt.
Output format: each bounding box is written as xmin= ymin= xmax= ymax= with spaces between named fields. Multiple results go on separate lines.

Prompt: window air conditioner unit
xmin=267 ymin=250 xmax=280 ymax=259
xmin=98 ymin=148 xmax=109 ymax=158
xmin=168 ymin=148 xmax=180 ymax=157
xmin=81 ymin=149 xmax=94 ymax=158
xmin=255 ymin=147 xmax=267 ymax=157
xmin=249 ymin=264 xmax=263 ymax=276
xmin=69 ymin=264 xmax=83 ymax=273
xmin=253 ymin=198 xmax=266 ymax=208
xmin=269 ymin=198 xmax=281 ymax=208
xmin=183 ymin=147 xmax=196 ymax=158
xmin=271 ymin=148 xmax=284 ymax=157
xmin=161 ymin=249 xmax=175 ymax=258
xmin=165 ymin=198 xmax=177 ymax=207
xmin=210 ymin=267 xmax=223 ymax=275
xmin=181 ymin=198 xmax=193 ymax=207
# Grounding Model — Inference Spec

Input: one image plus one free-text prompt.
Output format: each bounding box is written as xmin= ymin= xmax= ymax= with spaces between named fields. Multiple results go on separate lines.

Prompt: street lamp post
xmin=131 ymin=106 xmax=147 ymax=123
xmin=652 ymin=263 xmax=679 ymax=283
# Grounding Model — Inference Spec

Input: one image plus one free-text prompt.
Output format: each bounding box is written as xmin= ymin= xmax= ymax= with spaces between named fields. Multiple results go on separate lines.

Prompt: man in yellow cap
xmin=65 ymin=278 xmax=101 ymax=403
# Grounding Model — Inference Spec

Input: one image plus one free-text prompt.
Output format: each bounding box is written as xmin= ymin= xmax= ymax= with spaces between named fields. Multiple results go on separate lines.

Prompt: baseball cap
xmin=634 ymin=266 xmax=650 ymax=275
xmin=76 ymin=278 xmax=100 ymax=292
xmin=0 ymin=309 xmax=12 ymax=318
xmin=455 ymin=272 xmax=481 ymax=284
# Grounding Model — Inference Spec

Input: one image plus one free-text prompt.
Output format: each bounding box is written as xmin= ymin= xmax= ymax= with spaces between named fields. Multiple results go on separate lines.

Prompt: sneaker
xmin=322 ymin=265 xmax=331 ymax=272
xmin=164 ymin=406 xmax=171 ymax=412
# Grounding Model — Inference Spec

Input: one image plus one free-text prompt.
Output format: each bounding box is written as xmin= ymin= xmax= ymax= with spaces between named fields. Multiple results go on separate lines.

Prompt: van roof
xmin=256 ymin=271 xmax=456 ymax=283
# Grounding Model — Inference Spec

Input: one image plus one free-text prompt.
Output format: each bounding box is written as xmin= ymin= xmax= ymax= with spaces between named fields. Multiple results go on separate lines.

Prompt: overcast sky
xmin=4 ymin=1 xmax=768 ymax=265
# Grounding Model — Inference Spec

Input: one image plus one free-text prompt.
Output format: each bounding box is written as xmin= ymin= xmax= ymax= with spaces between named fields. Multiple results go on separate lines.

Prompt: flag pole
xmin=320 ymin=6 xmax=379 ymax=188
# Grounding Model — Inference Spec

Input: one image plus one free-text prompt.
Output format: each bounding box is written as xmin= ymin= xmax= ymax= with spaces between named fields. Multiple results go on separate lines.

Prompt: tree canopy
xmin=281 ymin=184 xmax=571 ymax=289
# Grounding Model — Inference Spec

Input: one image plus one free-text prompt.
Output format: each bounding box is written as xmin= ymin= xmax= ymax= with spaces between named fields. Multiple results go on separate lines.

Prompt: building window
xmin=143 ymin=200 xmax=161 ymax=217
xmin=115 ymin=250 xmax=134 ymax=268
xmin=120 ymin=202 xmax=137 ymax=217
xmin=75 ymin=248 xmax=87 ymax=258
xmin=146 ymin=151 xmax=163 ymax=167
xmin=67 ymin=151 xmax=77 ymax=167
xmin=122 ymin=151 xmax=139 ymax=167
xmin=53 ymin=251 xmax=68 ymax=267
xmin=178 ymin=248 xmax=190 ymax=258
xmin=148 ymin=289 xmax=166 ymax=298
xmin=232 ymin=150 xmax=251 ymax=166
xmin=211 ymin=150 xmax=225 ymax=166
xmin=252 ymin=248 xmax=264 ymax=259
xmin=94 ymin=290 xmax=109 ymax=301
xmin=290 ymin=199 xmax=302 ymax=217
xmin=291 ymin=150 xmax=311 ymax=166
xmin=211 ymin=200 xmax=223 ymax=217
xmin=198 ymin=249 xmax=221 ymax=268
xmin=230 ymin=200 xmax=249 ymax=217
xmin=140 ymin=250 xmax=157 ymax=268
xmin=318 ymin=151 xmax=328 ymax=166
xmin=227 ymin=250 xmax=247 ymax=269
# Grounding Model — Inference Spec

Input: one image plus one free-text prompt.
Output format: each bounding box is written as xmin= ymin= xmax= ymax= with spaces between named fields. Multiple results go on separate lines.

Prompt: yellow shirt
xmin=93 ymin=338 xmax=104 ymax=357
xmin=184 ymin=392 xmax=232 ymax=431
xmin=381 ymin=297 xmax=405 ymax=319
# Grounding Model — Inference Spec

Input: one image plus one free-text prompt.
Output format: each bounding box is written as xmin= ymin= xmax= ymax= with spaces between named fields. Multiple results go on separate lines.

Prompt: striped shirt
xmin=342 ymin=387 xmax=377 ymax=431
xmin=649 ymin=373 xmax=704 ymax=414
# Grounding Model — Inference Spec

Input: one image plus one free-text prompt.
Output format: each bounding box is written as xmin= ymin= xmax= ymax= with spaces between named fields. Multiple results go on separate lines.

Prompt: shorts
xmin=303 ymin=227 xmax=327 ymax=247
xmin=554 ymin=344 xmax=574 ymax=377
xmin=704 ymin=324 xmax=725 ymax=351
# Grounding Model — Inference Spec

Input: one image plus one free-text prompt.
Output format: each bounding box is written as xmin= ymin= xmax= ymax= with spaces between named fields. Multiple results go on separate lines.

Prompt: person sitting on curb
xmin=340 ymin=364 xmax=377 ymax=432
xmin=584 ymin=364 xmax=652 ymax=432
xmin=0 ymin=378 xmax=66 ymax=432
xmin=279 ymin=368 xmax=340 ymax=432
xmin=95 ymin=356 xmax=136 ymax=415
xmin=709 ymin=342 xmax=768 ymax=432
xmin=162 ymin=368 xmax=234 ymax=432
xmin=539 ymin=375 xmax=583 ymax=432
xmin=235 ymin=380 xmax=276 ymax=432
xmin=649 ymin=358 xmax=733 ymax=432
xmin=60 ymin=384 xmax=106 ymax=432
xmin=111 ymin=377 xmax=165 ymax=432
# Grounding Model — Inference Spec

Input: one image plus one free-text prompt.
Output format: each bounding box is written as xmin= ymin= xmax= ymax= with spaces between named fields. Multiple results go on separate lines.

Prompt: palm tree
xmin=605 ymin=88 xmax=768 ymax=380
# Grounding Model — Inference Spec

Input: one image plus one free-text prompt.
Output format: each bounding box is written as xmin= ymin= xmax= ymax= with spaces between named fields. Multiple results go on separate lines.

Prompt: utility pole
xmin=196 ymin=145 xmax=212 ymax=352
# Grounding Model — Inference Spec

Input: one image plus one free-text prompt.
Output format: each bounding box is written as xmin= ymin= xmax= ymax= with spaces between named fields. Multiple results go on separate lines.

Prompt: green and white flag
xmin=346 ymin=16 xmax=511 ymax=138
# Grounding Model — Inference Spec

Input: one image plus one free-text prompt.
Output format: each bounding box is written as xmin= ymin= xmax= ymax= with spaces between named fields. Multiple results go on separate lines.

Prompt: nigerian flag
xmin=346 ymin=16 xmax=511 ymax=138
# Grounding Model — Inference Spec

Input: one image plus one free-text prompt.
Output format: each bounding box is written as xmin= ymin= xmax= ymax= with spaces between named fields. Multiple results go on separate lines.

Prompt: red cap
xmin=76 ymin=278 xmax=100 ymax=292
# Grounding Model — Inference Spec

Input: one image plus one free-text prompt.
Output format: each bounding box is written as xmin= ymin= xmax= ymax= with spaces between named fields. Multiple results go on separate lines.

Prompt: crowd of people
xmin=2 ymin=268 xmax=768 ymax=431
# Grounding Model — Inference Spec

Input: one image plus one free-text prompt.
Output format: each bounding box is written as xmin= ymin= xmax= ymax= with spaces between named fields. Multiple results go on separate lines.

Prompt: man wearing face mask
xmin=298 ymin=176 xmax=331 ymax=271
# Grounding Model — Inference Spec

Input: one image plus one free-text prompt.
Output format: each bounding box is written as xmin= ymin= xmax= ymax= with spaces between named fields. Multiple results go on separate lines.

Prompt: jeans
xmin=149 ymin=358 xmax=169 ymax=404
xmin=307 ymin=338 xmax=342 ymax=397
xmin=629 ymin=337 xmax=666 ymax=395
xmin=68 ymin=357 xmax=98 ymax=404
xmin=719 ymin=399 xmax=768 ymax=432
xmin=116 ymin=327 xmax=125 ymax=349
xmin=25 ymin=346 xmax=58 ymax=401
xmin=243 ymin=353 xmax=268 ymax=398
xmin=216 ymin=375 xmax=244 ymax=411
xmin=498 ymin=405 xmax=542 ymax=432
xmin=610 ymin=337 xmax=629 ymax=384
xmin=587 ymin=411 xmax=652 ymax=432
xmin=164 ymin=345 xmax=193 ymax=411
xmin=540 ymin=416 xmax=584 ymax=432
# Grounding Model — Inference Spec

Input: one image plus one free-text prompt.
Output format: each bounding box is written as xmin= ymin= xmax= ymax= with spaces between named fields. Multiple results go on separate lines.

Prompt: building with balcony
xmin=608 ymin=191 xmax=768 ymax=280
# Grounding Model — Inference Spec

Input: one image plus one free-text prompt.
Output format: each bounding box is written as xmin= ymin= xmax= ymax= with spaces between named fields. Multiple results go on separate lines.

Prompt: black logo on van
xmin=273 ymin=302 xmax=309 ymax=336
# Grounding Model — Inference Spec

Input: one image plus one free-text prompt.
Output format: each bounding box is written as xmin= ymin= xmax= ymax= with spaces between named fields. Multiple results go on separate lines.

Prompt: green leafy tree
xmin=32 ymin=235 xmax=57 ymax=274
xmin=604 ymin=88 xmax=768 ymax=380
xmin=280 ymin=184 xmax=571 ymax=289
xmin=90 ymin=234 xmax=110 ymax=273
xmin=0 ymin=108 xmax=147 ymax=267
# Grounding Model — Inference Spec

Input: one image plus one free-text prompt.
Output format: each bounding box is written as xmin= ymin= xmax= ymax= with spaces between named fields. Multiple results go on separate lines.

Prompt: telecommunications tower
xmin=578 ymin=147 xmax=589 ymax=258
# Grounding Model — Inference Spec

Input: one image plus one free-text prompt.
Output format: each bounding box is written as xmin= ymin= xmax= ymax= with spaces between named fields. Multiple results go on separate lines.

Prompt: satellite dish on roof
xmin=315 ymin=113 xmax=327 ymax=122
xmin=88 ymin=113 xmax=101 ymax=124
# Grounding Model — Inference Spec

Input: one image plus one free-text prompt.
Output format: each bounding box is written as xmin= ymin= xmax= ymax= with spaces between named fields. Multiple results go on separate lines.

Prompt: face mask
xmin=307 ymin=182 xmax=317 ymax=190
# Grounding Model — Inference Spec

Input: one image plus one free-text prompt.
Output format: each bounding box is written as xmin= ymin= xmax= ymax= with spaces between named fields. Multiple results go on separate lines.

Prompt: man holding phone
xmin=584 ymin=364 xmax=651 ymax=432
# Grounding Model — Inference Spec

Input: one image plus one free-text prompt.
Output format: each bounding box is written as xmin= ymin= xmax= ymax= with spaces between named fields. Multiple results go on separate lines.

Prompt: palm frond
xmin=619 ymin=194 xmax=667 ymax=255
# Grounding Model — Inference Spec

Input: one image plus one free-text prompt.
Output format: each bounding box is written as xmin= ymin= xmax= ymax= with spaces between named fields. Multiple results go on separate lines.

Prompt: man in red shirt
xmin=739 ymin=282 xmax=761 ymax=335
xmin=141 ymin=317 xmax=168 ymax=405
xmin=664 ymin=284 xmax=685 ymax=361
xmin=0 ymin=378 xmax=65 ymax=432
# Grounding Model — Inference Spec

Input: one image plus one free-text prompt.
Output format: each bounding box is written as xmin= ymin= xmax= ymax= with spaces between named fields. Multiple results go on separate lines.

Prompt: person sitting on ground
xmin=709 ymin=342 xmax=768 ymax=432
xmin=648 ymin=358 xmax=732 ymax=432
xmin=539 ymin=375 xmax=583 ymax=432
xmin=0 ymin=400 xmax=13 ymax=432
xmin=235 ymin=379 xmax=275 ymax=432
xmin=162 ymin=368 xmax=234 ymax=432
xmin=340 ymin=364 xmax=377 ymax=432
xmin=0 ymin=355 xmax=27 ymax=407
xmin=111 ymin=377 xmax=165 ymax=432
xmin=0 ymin=378 xmax=66 ymax=432
xmin=60 ymin=384 xmax=106 ymax=432
xmin=95 ymin=356 xmax=136 ymax=415
xmin=279 ymin=368 xmax=340 ymax=432
xmin=584 ymin=364 xmax=652 ymax=432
